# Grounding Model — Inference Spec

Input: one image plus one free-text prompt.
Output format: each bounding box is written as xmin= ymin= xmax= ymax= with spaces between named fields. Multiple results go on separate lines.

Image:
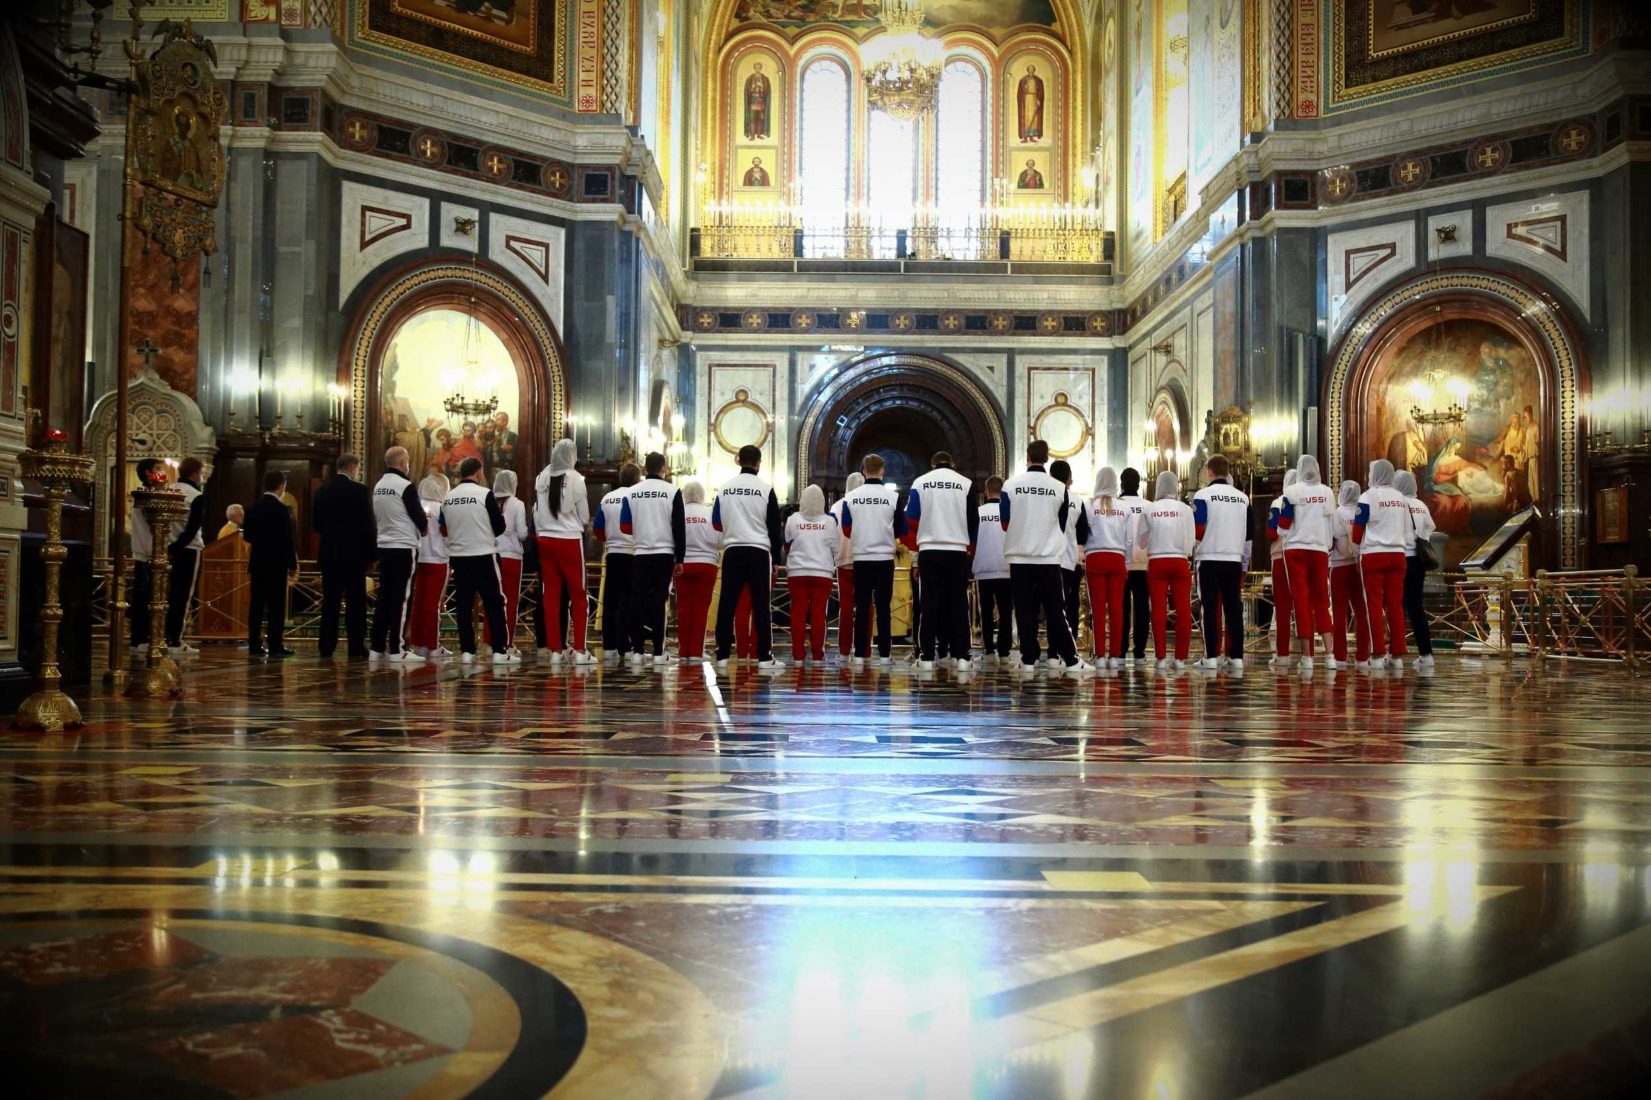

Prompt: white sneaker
xmin=1325 ymin=657 xmax=1346 ymax=671
xmin=1156 ymin=658 xmax=1171 ymax=672
xmin=1228 ymin=660 xmax=1245 ymax=677
xmin=1270 ymin=655 xmax=1292 ymax=670
xmin=955 ymin=658 xmax=972 ymax=672
xmin=916 ymin=659 xmax=934 ymax=671
xmin=460 ymin=652 xmax=477 ymax=665
xmin=1045 ymin=657 xmax=1063 ymax=671
xmin=626 ymin=652 xmax=645 ymax=668
xmin=1067 ymin=659 xmax=1095 ymax=675
xmin=852 ymin=657 xmax=865 ymax=670
xmin=1299 ymin=656 xmax=1314 ymax=673
xmin=368 ymin=650 xmax=385 ymax=662
xmin=1388 ymin=656 xmax=1405 ymax=671
xmin=1170 ymin=659 xmax=1185 ymax=671
xmin=174 ymin=642 xmax=199 ymax=655
xmin=603 ymin=650 xmax=621 ymax=667
xmin=1414 ymin=655 xmax=1435 ymax=672
xmin=876 ymin=655 xmax=892 ymax=667
xmin=757 ymin=657 xmax=785 ymax=672
xmin=545 ymin=649 xmax=565 ymax=667
xmin=387 ymin=649 xmax=426 ymax=665
xmin=1016 ymin=660 xmax=1038 ymax=675
xmin=1195 ymin=657 xmax=1222 ymax=671
xmin=569 ymin=650 xmax=597 ymax=667
xmin=492 ymin=648 xmax=523 ymax=667
xmin=653 ymin=654 xmax=671 ymax=667
xmin=1356 ymin=659 xmax=1374 ymax=672
xmin=1110 ymin=657 xmax=1127 ymax=670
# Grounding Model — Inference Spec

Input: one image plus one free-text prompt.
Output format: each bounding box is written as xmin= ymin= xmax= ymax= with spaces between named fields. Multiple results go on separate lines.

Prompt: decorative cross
xmin=1328 ymin=175 xmax=1350 ymax=197
xmin=892 ymin=314 xmax=912 ymax=330
xmin=1476 ymin=145 xmax=1502 ymax=168
xmin=135 ymin=338 xmax=160 ymax=371
xmin=1397 ymin=160 xmax=1421 ymax=183
xmin=1087 ymin=314 xmax=1108 ymax=333
xmin=743 ymin=312 xmax=764 ymax=329
xmin=794 ymin=313 xmax=814 ymax=329
xmin=1560 ymin=127 xmax=1587 ymax=152
xmin=546 ymin=167 xmax=569 ymax=191
xmin=696 ymin=311 xmax=716 ymax=328
xmin=1039 ymin=315 xmax=1060 ymax=332
xmin=487 ymin=154 xmax=507 ymax=176
xmin=989 ymin=314 xmax=1010 ymax=332
xmin=346 ymin=119 xmax=368 ymax=143
xmin=942 ymin=314 xmax=960 ymax=330
xmin=418 ymin=137 xmax=438 ymax=159
xmin=844 ymin=312 xmax=863 ymax=329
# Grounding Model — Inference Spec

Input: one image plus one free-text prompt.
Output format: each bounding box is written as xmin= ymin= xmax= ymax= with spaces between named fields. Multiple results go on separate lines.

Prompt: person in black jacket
xmin=311 ymin=453 xmax=375 ymax=658
xmin=165 ymin=456 xmax=208 ymax=652
xmin=242 ymin=469 xmax=299 ymax=657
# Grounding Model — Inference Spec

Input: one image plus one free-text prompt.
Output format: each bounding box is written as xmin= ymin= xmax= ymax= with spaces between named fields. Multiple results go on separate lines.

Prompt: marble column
xmin=564 ymin=221 xmax=639 ymax=460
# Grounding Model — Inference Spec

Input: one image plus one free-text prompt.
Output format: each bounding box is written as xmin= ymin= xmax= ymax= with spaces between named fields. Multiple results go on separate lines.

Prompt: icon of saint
xmin=744 ymin=61 xmax=771 ymax=140
xmin=1016 ymin=158 xmax=1044 ymax=190
xmin=1017 ymin=64 xmax=1045 ymax=142
xmin=743 ymin=155 xmax=771 ymax=187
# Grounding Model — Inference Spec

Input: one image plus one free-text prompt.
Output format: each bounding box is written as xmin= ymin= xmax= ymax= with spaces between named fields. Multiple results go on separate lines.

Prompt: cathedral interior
xmin=3 ymin=1 xmax=1651 ymax=1096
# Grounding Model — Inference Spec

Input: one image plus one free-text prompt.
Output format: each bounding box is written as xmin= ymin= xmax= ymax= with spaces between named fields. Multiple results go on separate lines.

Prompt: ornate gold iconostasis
xmin=701 ymin=0 xmax=1086 ymax=216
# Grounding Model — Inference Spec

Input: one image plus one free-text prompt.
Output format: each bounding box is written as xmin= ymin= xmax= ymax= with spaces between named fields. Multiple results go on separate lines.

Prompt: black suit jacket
xmin=311 ymin=473 xmax=375 ymax=570
xmin=242 ymin=493 xmax=298 ymax=575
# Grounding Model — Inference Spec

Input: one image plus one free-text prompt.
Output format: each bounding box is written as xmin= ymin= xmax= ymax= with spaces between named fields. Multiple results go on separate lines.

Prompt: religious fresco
xmin=1369 ymin=0 xmax=1537 ymax=59
xmin=728 ymin=52 xmax=783 ymax=192
xmin=1002 ymin=51 xmax=1058 ymax=203
xmin=1360 ymin=317 xmax=1545 ymax=566
xmin=390 ymin=0 xmax=541 ymax=52
xmin=378 ymin=309 xmax=522 ymax=486
xmin=730 ymin=1 xmax=1058 ymax=33
xmin=356 ymin=0 xmax=569 ymax=99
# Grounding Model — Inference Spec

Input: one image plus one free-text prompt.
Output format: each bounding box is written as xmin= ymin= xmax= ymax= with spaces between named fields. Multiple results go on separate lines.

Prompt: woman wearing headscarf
xmin=1083 ymin=467 xmax=1135 ymax=667
xmin=830 ymin=472 xmax=865 ymax=658
xmin=1394 ymin=469 xmax=1437 ymax=672
xmin=1265 ymin=468 xmax=1301 ymax=668
xmin=491 ymin=470 xmax=529 ymax=659
xmin=1330 ymin=479 xmax=1371 ymax=668
xmin=1138 ymin=470 xmax=1196 ymax=669
xmin=676 ymin=481 xmax=719 ymax=661
xmin=533 ymin=438 xmax=596 ymax=666
xmin=409 ymin=475 xmax=451 ymax=659
xmin=785 ymin=485 xmax=839 ymax=663
xmin=1353 ymin=459 xmax=1410 ymax=668
xmin=1278 ymin=455 xmax=1338 ymax=671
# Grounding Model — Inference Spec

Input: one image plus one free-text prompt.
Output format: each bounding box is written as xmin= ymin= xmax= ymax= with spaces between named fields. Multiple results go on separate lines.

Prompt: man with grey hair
xmin=313 ymin=453 xmax=376 ymax=658
xmin=371 ymin=445 xmax=428 ymax=662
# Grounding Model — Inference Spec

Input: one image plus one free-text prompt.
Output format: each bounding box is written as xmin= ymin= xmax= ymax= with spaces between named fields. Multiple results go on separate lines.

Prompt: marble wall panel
xmin=1326 ymin=219 xmax=1416 ymax=343
xmin=337 ymin=181 xmax=429 ymax=308
xmin=1487 ymin=189 xmax=1591 ymax=318
xmin=487 ymin=213 xmax=567 ymax=335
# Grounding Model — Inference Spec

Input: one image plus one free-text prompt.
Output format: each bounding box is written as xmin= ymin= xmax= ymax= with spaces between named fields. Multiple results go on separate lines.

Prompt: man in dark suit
xmin=242 ymin=469 xmax=298 ymax=658
xmin=311 ymin=453 xmax=375 ymax=658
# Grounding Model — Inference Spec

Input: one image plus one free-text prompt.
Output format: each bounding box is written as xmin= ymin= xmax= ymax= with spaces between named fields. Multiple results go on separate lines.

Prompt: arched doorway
xmin=339 ymin=261 xmax=567 ymax=486
xmin=795 ymin=354 xmax=1006 ymax=497
xmin=1325 ymin=270 xmax=1585 ymax=568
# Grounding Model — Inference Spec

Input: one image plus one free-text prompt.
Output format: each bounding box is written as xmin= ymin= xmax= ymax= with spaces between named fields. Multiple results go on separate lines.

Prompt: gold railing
xmin=695 ymin=208 xmax=1113 ymax=264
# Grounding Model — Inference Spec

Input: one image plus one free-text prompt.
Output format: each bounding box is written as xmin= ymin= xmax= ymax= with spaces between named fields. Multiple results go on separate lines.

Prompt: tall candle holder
xmin=125 ymin=485 xmax=189 ymax=698
xmin=13 ymin=433 xmax=96 ymax=732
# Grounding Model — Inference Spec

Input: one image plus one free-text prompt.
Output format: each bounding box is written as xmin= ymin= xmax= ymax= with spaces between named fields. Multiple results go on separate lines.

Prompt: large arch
xmin=1324 ymin=269 xmax=1585 ymax=568
xmin=795 ymin=353 xmax=1006 ymax=497
xmin=339 ymin=260 xmax=567 ymax=485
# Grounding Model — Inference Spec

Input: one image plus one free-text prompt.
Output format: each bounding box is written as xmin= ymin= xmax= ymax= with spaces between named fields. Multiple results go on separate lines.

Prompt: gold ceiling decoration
xmin=862 ymin=0 xmax=943 ymax=119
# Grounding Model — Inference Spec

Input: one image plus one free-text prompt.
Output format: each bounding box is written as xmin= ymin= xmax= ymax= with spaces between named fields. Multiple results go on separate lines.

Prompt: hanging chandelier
xmin=445 ymin=251 xmax=500 ymax=420
xmin=863 ymin=0 xmax=942 ymax=120
xmin=1408 ymin=368 xmax=1469 ymax=427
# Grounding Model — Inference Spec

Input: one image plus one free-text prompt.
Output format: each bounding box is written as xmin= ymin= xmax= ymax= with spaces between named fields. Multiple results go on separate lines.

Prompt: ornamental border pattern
xmin=1324 ymin=270 xmax=1580 ymax=568
xmin=680 ymin=305 xmax=1117 ymax=340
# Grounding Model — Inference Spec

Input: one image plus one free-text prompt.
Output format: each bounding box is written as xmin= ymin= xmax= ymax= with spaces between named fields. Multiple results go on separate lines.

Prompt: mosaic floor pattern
xmin=3 ymin=650 xmax=1651 ymax=1097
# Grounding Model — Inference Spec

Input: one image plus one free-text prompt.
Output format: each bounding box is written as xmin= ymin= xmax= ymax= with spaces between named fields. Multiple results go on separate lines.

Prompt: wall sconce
xmin=1434 ymin=224 xmax=1458 ymax=243
xmin=453 ymin=215 xmax=478 ymax=236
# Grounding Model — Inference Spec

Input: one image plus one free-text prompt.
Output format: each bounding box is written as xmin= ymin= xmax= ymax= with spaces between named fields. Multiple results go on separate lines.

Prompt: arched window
xmin=865 ymin=110 xmax=916 ymax=257
xmin=799 ymin=56 xmax=851 ymax=257
xmin=935 ymin=58 xmax=985 ymax=255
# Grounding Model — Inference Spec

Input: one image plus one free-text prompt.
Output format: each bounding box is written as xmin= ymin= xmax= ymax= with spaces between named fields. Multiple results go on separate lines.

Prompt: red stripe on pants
xmin=1360 ymin=551 xmax=1408 ymax=657
xmin=1084 ymin=551 xmax=1128 ymax=660
xmin=1270 ymin=557 xmax=1295 ymax=657
xmin=1285 ymin=548 xmax=1332 ymax=654
xmin=537 ymin=536 xmax=587 ymax=652
xmin=491 ymin=556 xmax=522 ymax=650
xmin=836 ymin=566 xmax=855 ymax=655
xmin=408 ymin=562 xmax=448 ymax=651
xmin=1330 ymin=563 xmax=1370 ymax=663
xmin=788 ymin=574 xmax=832 ymax=660
xmin=676 ymin=563 xmax=716 ymax=658
xmin=1147 ymin=557 xmax=1192 ymax=660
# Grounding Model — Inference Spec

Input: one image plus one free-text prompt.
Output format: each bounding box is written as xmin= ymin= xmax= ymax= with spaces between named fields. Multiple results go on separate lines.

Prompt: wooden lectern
xmin=196 ymin=532 xmax=250 ymax=640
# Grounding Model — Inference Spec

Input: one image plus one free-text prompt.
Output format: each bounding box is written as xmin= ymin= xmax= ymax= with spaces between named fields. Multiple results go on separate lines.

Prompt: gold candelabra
xmin=12 ymin=434 xmax=96 ymax=732
xmin=125 ymin=485 xmax=188 ymax=698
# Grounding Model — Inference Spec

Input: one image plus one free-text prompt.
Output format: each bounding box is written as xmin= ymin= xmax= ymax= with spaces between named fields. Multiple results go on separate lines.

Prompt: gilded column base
xmin=125 ymin=663 xmax=182 ymax=698
xmin=12 ymin=689 xmax=86 ymax=732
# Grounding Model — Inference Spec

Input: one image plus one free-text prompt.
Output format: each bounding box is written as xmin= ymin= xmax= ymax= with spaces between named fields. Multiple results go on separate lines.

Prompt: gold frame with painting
xmin=1596 ymin=486 xmax=1629 ymax=545
xmin=1367 ymin=0 xmax=1538 ymax=61
xmin=734 ymin=148 xmax=779 ymax=190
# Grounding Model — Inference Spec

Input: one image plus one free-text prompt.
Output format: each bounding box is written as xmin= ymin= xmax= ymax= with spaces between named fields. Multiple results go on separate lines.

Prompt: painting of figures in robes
xmin=377 ymin=308 xmax=522 ymax=487
xmin=1358 ymin=315 xmax=1546 ymax=567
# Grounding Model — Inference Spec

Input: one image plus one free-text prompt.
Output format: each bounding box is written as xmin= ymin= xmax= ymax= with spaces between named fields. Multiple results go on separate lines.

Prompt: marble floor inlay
xmin=3 ymin=650 xmax=1650 ymax=1097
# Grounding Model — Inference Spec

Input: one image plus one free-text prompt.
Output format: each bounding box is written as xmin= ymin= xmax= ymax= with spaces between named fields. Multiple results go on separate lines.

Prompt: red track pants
xmin=789 ymin=574 xmax=832 ymax=660
xmin=1148 ymin=557 xmax=1193 ymax=661
xmin=1360 ymin=551 xmax=1408 ymax=658
xmin=1330 ymin=563 xmax=1371 ymax=663
xmin=1084 ymin=551 xmax=1128 ymax=660
xmin=1270 ymin=556 xmax=1295 ymax=657
xmin=734 ymin=587 xmax=756 ymax=659
xmin=676 ymin=563 xmax=716 ymax=658
xmin=408 ymin=562 xmax=447 ymax=652
xmin=491 ymin=556 xmax=522 ymax=650
xmin=537 ymin=536 xmax=587 ymax=652
xmin=1285 ymin=548 xmax=1332 ymax=654
xmin=836 ymin=566 xmax=855 ymax=655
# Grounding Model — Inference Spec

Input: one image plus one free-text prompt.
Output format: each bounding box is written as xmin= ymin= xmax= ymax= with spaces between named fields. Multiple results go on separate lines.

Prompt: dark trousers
xmin=452 ymin=554 xmax=507 ymax=656
xmin=247 ymin=567 xmax=287 ymax=650
xmin=371 ymin=547 xmax=417 ymax=655
xmin=319 ymin=562 xmax=368 ymax=656
xmin=1199 ymin=560 xmax=1246 ymax=660
xmin=918 ymin=550 xmax=971 ymax=660
xmin=1121 ymin=569 xmax=1150 ymax=658
xmin=603 ymin=553 xmax=635 ymax=654
xmin=630 ymin=554 xmax=675 ymax=657
xmin=908 ymin=560 xmax=921 ymax=645
xmin=165 ymin=546 xmax=200 ymax=647
xmin=1062 ymin=566 xmax=1083 ymax=644
xmin=1403 ymin=554 xmax=1433 ymax=656
xmin=977 ymin=577 xmax=1013 ymax=656
xmin=715 ymin=546 xmax=773 ymax=660
xmin=130 ymin=561 xmax=153 ymax=647
xmin=1011 ymin=563 xmax=1076 ymax=666
xmin=853 ymin=558 xmax=895 ymax=658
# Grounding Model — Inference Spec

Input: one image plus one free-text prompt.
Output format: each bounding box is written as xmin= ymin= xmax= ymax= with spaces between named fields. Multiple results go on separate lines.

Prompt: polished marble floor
xmin=4 ymin=649 xmax=1651 ymax=1098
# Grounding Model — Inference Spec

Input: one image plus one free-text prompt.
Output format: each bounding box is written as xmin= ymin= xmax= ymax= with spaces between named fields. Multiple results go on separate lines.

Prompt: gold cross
xmin=697 ymin=312 xmax=716 ymax=327
xmin=547 ymin=168 xmax=568 ymax=190
xmin=1398 ymin=160 xmax=1420 ymax=183
xmin=1560 ymin=127 xmax=1587 ymax=152
xmin=418 ymin=137 xmax=437 ymax=159
xmin=487 ymin=154 xmax=506 ymax=175
xmin=845 ymin=312 xmax=862 ymax=329
xmin=1040 ymin=315 xmax=1059 ymax=332
xmin=942 ymin=314 xmax=960 ymax=330
xmin=347 ymin=119 xmax=367 ymax=143
xmin=1476 ymin=145 xmax=1501 ymax=168
xmin=1088 ymin=314 xmax=1107 ymax=332
xmin=795 ymin=313 xmax=813 ymax=328
xmin=990 ymin=315 xmax=1009 ymax=331
xmin=744 ymin=312 xmax=763 ymax=328
xmin=1328 ymin=175 xmax=1349 ymax=197
xmin=893 ymin=314 xmax=911 ymax=330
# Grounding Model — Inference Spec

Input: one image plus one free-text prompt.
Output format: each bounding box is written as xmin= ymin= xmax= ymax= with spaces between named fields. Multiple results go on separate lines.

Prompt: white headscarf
xmin=1297 ymin=454 xmax=1322 ymax=485
xmin=1368 ymin=458 xmax=1395 ymax=488
xmin=1338 ymin=479 xmax=1361 ymax=507
xmin=493 ymin=469 xmax=517 ymax=498
xmin=1282 ymin=468 xmax=1300 ymax=492
xmin=799 ymin=484 xmax=826 ymax=518
xmin=1093 ymin=466 xmax=1119 ymax=504
xmin=549 ymin=437 xmax=577 ymax=474
xmin=1393 ymin=470 xmax=1419 ymax=498
xmin=1154 ymin=470 xmax=1180 ymax=501
xmin=419 ymin=474 xmax=447 ymax=502
xmin=681 ymin=480 xmax=706 ymax=506
xmin=844 ymin=472 xmax=865 ymax=494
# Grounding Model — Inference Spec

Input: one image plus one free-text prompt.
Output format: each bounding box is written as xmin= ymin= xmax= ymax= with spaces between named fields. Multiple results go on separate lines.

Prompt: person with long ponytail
xmin=492 ymin=469 xmax=529 ymax=661
xmin=1265 ymin=468 xmax=1300 ymax=668
xmin=1330 ymin=479 xmax=1371 ymax=669
xmin=408 ymin=475 xmax=451 ymax=659
xmin=533 ymin=437 xmax=596 ymax=667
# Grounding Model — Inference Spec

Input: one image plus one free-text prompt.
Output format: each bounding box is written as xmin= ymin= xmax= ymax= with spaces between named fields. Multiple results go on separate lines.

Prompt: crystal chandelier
xmin=1408 ymin=368 xmax=1469 ymax=427
xmin=445 ymin=251 xmax=501 ymax=420
xmin=863 ymin=0 xmax=942 ymax=119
